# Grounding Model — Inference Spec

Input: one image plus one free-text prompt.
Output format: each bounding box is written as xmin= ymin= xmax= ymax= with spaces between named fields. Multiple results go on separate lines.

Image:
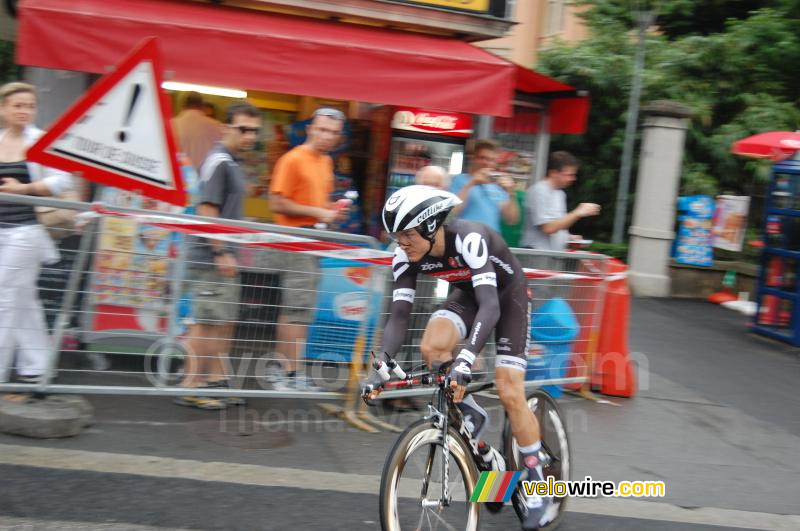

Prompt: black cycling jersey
xmin=382 ymin=220 xmax=529 ymax=371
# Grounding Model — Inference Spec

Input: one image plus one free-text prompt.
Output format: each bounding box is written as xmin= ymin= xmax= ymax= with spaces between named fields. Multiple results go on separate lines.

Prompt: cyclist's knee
xmin=496 ymin=378 xmax=526 ymax=410
xmin=420 ymin=334 xmax=457 ymax=363
xmin=421 ymin=342 xmax=452 ymax=366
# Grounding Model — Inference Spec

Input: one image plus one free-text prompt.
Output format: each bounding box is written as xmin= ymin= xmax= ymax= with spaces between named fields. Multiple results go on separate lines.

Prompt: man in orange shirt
xmin=268 ymin=107 xmax=345 ymax=389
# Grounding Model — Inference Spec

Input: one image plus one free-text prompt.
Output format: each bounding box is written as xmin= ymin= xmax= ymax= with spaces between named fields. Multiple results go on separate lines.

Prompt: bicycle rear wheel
xmin=503 ymin=389 xmax=571 ymax=530
xmin=380 ymin=419 xmax=481 ymax=531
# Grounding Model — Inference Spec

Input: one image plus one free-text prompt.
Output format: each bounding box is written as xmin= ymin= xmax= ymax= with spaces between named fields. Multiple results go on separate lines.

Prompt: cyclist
xmin=364 ymin=185 xmax=551 ymax=530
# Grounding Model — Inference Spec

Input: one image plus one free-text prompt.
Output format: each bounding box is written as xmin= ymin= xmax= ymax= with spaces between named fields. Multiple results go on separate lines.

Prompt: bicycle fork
xmin=421 ymin=394 xmax=452 ymax=509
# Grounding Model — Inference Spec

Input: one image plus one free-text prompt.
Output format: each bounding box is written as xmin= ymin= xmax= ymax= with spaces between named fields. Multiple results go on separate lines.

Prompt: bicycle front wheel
xmin=380 ymin=419 xmax=481 ymax=531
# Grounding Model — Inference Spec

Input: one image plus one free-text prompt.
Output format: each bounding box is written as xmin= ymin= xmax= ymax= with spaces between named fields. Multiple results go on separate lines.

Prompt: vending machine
xmin=364 ymin=106 xmax=472 ymax=237
xmin=753 ymin=158 xmax=800 ymax=346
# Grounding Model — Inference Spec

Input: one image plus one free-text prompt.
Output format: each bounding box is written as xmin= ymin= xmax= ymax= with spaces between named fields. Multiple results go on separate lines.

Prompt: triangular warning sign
xmin=28 ymin=37 xmax=185 ymax=206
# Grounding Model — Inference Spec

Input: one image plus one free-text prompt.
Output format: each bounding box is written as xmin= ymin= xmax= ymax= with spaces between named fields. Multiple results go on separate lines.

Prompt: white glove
xmin=451 ymin=349 xmax=475 ymax=387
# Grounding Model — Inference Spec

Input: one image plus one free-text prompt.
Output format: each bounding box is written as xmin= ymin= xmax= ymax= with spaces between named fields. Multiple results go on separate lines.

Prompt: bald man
xmin=415 ymin=165 xmax=450 ymax=190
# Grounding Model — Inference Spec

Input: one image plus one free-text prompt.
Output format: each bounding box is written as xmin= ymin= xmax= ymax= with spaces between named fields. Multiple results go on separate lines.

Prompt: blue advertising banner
xmin=675 ymin=195 xmax=715 ymax=267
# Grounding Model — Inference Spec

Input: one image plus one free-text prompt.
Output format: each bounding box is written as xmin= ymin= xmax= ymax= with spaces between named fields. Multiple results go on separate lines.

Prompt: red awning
xmin=515 ymin=65 xmax=575 ymax=94
xmin=513 ymin=65 xmax=590 ymax=134
xmin=17 ymin=0 xmax=517 ymax=116
xmin=549 ymin=97 xmax=590 ymax=134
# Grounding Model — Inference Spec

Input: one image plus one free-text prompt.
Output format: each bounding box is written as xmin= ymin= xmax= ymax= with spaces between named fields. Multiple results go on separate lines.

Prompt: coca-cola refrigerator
xmin=364 ymin=106 xmax=472 ymax=237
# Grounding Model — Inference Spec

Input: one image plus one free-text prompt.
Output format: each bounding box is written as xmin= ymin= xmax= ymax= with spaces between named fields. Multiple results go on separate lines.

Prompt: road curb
xmin=0 ymin=394 xmax=93 ymax=438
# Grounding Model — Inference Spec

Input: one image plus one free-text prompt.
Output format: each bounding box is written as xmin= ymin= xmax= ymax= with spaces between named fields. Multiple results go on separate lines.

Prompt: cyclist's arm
xmin=458 ymin=229 xmax=501 ymax=354
xmin=466 ymin=284 xmax=500 ymax=353
xmin=382 ymin=296 xmax=413 ymax=357
xmin=381 ymin=249 xmax=418 ymax=358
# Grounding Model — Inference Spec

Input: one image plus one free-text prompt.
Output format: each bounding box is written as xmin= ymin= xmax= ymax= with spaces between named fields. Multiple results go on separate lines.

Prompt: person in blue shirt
xmin=450 ymin=139 xmax=518 ymax=234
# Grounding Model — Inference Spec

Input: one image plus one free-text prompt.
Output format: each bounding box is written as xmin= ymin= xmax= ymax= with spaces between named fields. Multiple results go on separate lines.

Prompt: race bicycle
xmin=367 ymin=359 xmax=571 ymax=531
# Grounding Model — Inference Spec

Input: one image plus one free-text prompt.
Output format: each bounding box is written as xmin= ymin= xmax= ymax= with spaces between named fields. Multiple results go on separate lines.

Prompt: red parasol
xmin=731 ymin=131 xmax=800 ymax=161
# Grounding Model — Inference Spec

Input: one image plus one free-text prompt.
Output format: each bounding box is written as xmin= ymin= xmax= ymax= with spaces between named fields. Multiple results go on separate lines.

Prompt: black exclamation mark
xmin=117 ymin=83 xmax=142 ymax=142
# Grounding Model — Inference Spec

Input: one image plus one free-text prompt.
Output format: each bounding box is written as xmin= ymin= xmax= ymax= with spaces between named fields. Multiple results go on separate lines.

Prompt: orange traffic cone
xmin=563 ymin=258 xmax=636 ymax=397
xmin=595 ymin=259 xmax=636 ymax=398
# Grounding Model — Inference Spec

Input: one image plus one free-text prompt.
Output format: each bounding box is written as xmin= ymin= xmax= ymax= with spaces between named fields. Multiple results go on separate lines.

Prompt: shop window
xmin=493 ymin=104 xmax=542 ymax=185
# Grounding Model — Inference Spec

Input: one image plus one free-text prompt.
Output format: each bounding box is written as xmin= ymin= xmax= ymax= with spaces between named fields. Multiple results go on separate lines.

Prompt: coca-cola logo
xmin=392 ymin=110 xmax=459 ymax=131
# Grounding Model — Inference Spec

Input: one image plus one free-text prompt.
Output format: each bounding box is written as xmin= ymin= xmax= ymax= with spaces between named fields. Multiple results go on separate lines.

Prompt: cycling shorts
xmin=429 ymin=283 xmax=530 ymax=372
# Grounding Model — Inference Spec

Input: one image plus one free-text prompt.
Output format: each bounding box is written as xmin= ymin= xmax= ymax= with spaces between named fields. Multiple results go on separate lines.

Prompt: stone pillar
xmin=627 ymin=100 xmax=691 ymax=297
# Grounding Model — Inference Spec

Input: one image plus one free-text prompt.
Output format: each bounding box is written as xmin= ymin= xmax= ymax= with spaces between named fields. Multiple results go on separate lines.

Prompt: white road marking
xmin=0 ymin=516 xmax=174 ymax=530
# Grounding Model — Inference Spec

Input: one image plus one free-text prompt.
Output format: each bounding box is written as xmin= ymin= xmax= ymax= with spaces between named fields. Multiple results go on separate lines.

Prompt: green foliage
xmin=574 ymin=0 xmax=778 ymax=38
xmin=537 ymin=2 xmax=800 ymax=241
xmin=586 ymin=241 xmax=629 ymax=262
xmin=0 ymin=41 xmax=21 ymax=84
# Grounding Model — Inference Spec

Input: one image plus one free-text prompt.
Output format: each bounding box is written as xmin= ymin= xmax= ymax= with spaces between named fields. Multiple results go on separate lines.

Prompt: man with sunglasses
xmin=175 ymin=101 xmax=261 ymax=409
xmin=268 ymin=107 xmax=347 ymax=390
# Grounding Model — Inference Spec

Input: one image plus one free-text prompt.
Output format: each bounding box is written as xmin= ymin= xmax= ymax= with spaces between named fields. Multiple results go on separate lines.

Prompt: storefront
xmin=15 ymin=0 xmax=588 ymax=233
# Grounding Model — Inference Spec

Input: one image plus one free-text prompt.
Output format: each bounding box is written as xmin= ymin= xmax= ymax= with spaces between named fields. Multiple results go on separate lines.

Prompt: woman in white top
xmin=0 ymin=81 xmax=73 ymax=383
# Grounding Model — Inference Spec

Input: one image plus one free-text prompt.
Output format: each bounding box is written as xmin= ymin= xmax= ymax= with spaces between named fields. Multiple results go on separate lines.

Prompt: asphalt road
xmin=1 ymin=298 xmax=799 ymax=530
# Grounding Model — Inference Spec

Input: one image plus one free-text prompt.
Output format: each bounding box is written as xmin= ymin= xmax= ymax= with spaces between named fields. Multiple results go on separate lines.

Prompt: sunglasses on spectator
xmin=231 ymin=125 xmax=261 ymax=135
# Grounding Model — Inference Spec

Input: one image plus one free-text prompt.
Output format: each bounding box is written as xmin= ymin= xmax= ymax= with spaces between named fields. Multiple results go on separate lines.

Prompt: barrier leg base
xmin=0 ymin=393 xmax=94 ymax=438
xmin=357 ymin=410 xmax=402 ymax=433
xmin=565 ymin=388 xmax=621 ymax=406
xmin=318 ymin=403 xmax=379 ymax=433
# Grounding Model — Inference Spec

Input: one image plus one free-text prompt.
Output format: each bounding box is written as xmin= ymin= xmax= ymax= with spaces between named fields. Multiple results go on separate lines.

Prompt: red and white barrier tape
xmin=87 ymin=205 xmax=626 ymax=282
xmin=88 ymin=205 xmax=392 ymax=265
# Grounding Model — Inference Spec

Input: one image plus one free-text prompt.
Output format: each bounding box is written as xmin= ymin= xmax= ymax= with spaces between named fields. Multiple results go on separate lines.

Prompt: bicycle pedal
xmin=539 ymin=452 xmax=554 ymax=467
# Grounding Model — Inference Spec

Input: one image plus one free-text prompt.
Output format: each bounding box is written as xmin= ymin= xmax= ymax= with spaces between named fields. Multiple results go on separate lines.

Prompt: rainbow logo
xmin=469 ymin=471 xmax=522 ymax=503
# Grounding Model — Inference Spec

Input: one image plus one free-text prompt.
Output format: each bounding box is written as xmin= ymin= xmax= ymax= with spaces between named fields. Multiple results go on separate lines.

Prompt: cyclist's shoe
xmin=520 ymin=457 xmax=552 ymax=530
xmin=478 ymin=442 xmax=506 ymax=472
xmin=521 ymin=490 xmax=549 ymax=531
xmin=480 ymin=441 xmax=508 ymax=515
xmin=206 ymin=379 xmax=245 ymax=406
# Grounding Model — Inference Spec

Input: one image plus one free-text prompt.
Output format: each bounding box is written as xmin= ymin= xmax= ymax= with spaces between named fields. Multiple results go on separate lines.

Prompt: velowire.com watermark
xmin=470 ymin=473 xmax=665 ymax=503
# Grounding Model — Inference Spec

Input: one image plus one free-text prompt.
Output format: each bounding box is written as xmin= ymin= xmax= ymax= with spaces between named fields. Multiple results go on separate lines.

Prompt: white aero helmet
xmin=382 ymin=185 xmax=462 ymax=240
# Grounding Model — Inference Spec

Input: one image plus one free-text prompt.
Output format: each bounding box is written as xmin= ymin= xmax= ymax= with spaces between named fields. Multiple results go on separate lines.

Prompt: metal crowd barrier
xmin=0 ymin=193 xmax=385 ymax=407
xmin=1 ymin=192 xmax=612 ymax=431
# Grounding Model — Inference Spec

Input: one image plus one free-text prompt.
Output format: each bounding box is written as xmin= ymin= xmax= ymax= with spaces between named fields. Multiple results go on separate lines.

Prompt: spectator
xmin=202 ymin=101 xmax=217 ymax=120
xmin=521 ymin=151 xmax=600 ymax=251
xmin=174 ymin=101 xmax=262 ymax=409
xmin=500 ymin=186 xmax=526 ymax=248
xmin=171 ymin=92 xmax=222 ymax=172
xmin=0 ymin=81 xmax=74 ymax=384
xmin=415 ymin=165 xmax=450 ymax=190
xmin=450 ymin=139 xmax=518 ymax=234
xmin=269 ymin=107 xmax=345 ymax=390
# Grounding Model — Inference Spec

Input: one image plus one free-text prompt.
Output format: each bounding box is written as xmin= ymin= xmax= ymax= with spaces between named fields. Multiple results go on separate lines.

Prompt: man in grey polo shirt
xmin=175 ymin=101 xmax=261 ymax=410
xmin=522 ymin=151 xmax=600 ymax=251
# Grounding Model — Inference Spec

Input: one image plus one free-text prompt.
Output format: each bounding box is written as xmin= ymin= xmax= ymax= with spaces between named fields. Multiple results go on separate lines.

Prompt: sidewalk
xmin=629 ymin=297 xmax=800 ymax=436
